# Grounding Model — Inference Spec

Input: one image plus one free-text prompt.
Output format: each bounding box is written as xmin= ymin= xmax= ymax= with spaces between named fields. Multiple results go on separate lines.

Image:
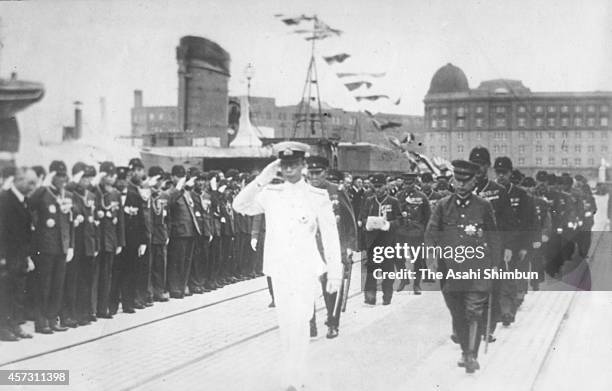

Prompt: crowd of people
xmin=0 ymin=144 xmax=600 ymax=378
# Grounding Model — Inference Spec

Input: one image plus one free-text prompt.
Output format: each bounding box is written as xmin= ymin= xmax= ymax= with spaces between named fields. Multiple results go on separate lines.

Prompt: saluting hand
xmin=26 ymin=257 xmax=35 ymax=272
xmin=257 ymin=159 xmax=281 ymax=186
xmin=138 ymin=244 xmax=147 ymax=257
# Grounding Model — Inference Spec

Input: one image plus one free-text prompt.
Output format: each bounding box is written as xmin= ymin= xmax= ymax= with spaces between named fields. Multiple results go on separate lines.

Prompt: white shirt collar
xmin=10 ymin=184 xmax=25 ymax=203
xmin=284 ymin=178 xmax=306 ymax=189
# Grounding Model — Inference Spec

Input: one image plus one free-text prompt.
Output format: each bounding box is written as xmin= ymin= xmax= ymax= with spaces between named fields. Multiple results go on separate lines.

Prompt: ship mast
xmin=292 ymin=15 xmax=326 ymax=139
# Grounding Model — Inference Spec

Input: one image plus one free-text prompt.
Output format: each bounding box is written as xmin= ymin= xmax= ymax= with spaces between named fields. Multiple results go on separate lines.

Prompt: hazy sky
xmin=1 ymin=0 xmax=610 ymax=143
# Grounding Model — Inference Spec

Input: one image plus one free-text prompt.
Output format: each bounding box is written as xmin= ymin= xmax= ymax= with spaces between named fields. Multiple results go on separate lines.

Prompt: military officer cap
xmin=536 ymin=170 xmax=548 ymax=182
xmin=522 ymin=177 xmax=536 ymax=188
xmin=371 ymin=173 xmax=386 ymax=187
xmin=327 ymin=169 xmax=343 ymax=183
xmin=560 ymin=175 xmax=573 ymax=186
xmin=72 ymin=161 xmax=88 ymax=176
xmin=171 ymin=165 xmax=186 ymax=178
xmin=493 ymin=156 xmax=513 ymax=172
xmin=274 ymin=141 xmax=310 ymax=162
xmin=84 ymin=165 xmax=97 ymax=177
xmin=188 ymin=166 xmax=201 ymax=178
xmin=100 ymin=161 xmax=117 ymax=176
xmin=128 ymin=157 xmax=144 ymax=171
xmin=469 ymin=146 xmax=491 ymax=166
xmin=116 ymin=166 xmax=129 ymax=181
xmin=546 ymin=173 xmax=557 ymax=185
xmin=148 ymin=166 xmax=164 ymax=178
xmin=306 ymin=155 xmax=329 ymax=171
xmin=510 ymin=169 xmax=523 ymax=184
xmin=452 ymin=159 xmax=479 ymax=181
xmin=575 ymin=174 xmax=586 ymax=182
xmin=421 ymin=172 xmax=434 ymax=183
xmin=49 ymin=160 xmax=68 ymax=177
xmin=226 ymin=168 xmax=239 ymax=180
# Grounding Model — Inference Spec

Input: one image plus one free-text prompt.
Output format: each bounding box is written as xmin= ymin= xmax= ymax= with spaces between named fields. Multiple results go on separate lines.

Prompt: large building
xmin=424 ymin=63 xmax=612 ymax=177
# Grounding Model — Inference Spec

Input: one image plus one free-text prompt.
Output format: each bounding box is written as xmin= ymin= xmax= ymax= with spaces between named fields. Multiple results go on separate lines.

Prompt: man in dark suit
xmin=0 ymin=167 xmax=38 ymax=340
xmin=29 ymin=161 xmax=74 ymax=334
xmin=166 ymin=165 xmax=199 ymax=298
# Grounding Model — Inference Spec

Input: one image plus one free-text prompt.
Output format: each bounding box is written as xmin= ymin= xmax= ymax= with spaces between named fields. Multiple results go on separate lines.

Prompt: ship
xmin=0 ymin=72 xmax=45 ymax=168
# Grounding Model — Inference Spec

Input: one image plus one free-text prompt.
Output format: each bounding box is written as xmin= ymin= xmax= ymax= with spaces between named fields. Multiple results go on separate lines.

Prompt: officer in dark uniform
xmin=218 ymin=181 xmax=236 ymax=283
xmin=522 ymin=177 xmax=551 ymax=291
xmin=307 ymin=156 xmax=358 ymax=338
xmin=188 ymin=168 xmax=210 ymax=294
xmin=63 ymin=163 xmax=98 ymax=327
xmin=469 ymin=147 xmax=511 ymax=340
xmin=359 ymin=173 xmax=401 ymax=305
xmin=425 ymin=160 xmax=500 ymax=373
xmin=395 ymin=172 xmax=430 ymax=294
xmin=574 ymin=175 xmax=596 ymax=258
xmin=93 ymin=161 xmax=123 ymax=319
xmin=166 ymin=165 xmax=199 ymax=298
xmin=493 ymin=157 xmax=535 ymax=324
xmin=29 ymin=160 xmax=74 ymax=333
xmin=148 ymin=166 xmax=170 ymax=302
xmin=0 ymin=167 xmax=38 ymax=340
xmin=420 ymin=172 xmax=443 ymax=208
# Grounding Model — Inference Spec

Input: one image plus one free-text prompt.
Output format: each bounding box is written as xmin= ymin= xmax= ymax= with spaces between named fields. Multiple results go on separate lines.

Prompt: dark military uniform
xmin=545 ymin=184 xmax=578 ymax=276
xmin=166 ymin=186 xmax=200 ymax=298
xmin=29 ymin=185 xmax=74 ymax=331
xmin=66 ymin=182 xmax=99 ymax=325
xmin=188 ymin=188 xmax=210 ymax=293
xmin=93 ymin=183 xmax=123 ymax=317
xmin=219 ymin=194 xmax=236 ymax=281
xmin=150 ymin=189 xmax=169 ymax=300
xmin=575 ymin=184 xmax=596 ymax=257
xmin=359 ymin=182 xmax=401 ymax=305
xmin=425 ymin=168 xmax=500 ymax=373
xmin=527 ymin=187 xmax=552 ymax=291
xmin=136 ymin=188 xmax=154 ymax=306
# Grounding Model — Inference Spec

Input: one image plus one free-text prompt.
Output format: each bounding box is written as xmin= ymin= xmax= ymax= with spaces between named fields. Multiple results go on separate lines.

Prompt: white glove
xmin=381 ymin=220 xmax=390 ymax=231
xmin=1 ymin=176 xmax=13 ymax=191
xmin=533 ymin=242 xmax=542 ymax=249
xmin=518 ymin=249 xmax=528 ymax=261
xmin=210 ymin=177 xmax=218 ymax=191
xmin=66 ymin=248 xmax=74 ymax=263
xmin=72 ymin=170 xmax=84 ymax=184
xmin=176 ymin=176 xmax=187 ymax=191
xmin=185 ymin=176 xmax=197 ymax=188
xmin=503 ymin=249 xmax=512 ymax=263
xmin=42 ymin=171 xmax=57 ymax=187
xmin=326 ymin=278 xmax=341 ymax=294
xmin=138 ymin=244 xmax=147 ymax=257
xmin=115 ymin=246 xmax=123 ymax=255
xmin=250 ymin=238 xmax=258 ymax=251
xmin=208 ymin=235 xmax=213 ymax=243
xmin=256 ymin=159 xmax=281 ymax=186
xmin=542 ymin=234 xmax=549 ymax=243
xmin=92 ymin=172 xmax=107 ymax=187
xmin=147 ymin=175 xmax=161 ymax=187
xmin=26 ymin=256 xmax=35 ymax=272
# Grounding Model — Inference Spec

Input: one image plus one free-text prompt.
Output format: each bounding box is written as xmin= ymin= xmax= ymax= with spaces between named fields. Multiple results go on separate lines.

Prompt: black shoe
xmin=133 ymin=303 xmax=146 ymax=310
xmin=97 ymin=313 xmax=113 ymax=319
xmin=49 ymin=321 xmax=68 ymax=332
xmin=465 ymin=354 xmax=480 ymax=373
xmin=310 ymin=322 xmax=317 ymax=338
xmin=450 ymin=333 xmax=459 ymax=344
xmin=326 ymin=326 xmax=339 ymax=339
xmin=268 ymin=301 xmax=276 ymax=308
xmin=397 ymin=279 xmax=409 ymax=292
xmin=88 ymin=314 xmax=98 ymax=322
xmin=487 ymin=334 xmax=497 ymax=343
xmin=35 ymin=325 xmax=53 ymax=334
xmin=192 ymin=287 xmax=204 ymax=294
xmin=413 ymin=285 xmax=422 ymax=295
xmin=123 ymin=307 xmax=136 ymax=314
xmin=364 ymin=298 xmax=376 ymax=305
xmin=457 ymin=353 xmax=467 ymax=368
xmin=169 ymin=292 xmax=184 ymax=299
xmin=61 ymin=318 xmax=78 ymax=328
xmin=382 ymin=299 xmax=391 ymax=305
xmin=77 ymin=319 xmax=92 ymax=326
xmin=154 ymin=296 xmax=169 ymax=302
xmin=143 ymin=301 xmax=154 ymax=307
xmin=0 ymin=328 xmax=20 ymax=341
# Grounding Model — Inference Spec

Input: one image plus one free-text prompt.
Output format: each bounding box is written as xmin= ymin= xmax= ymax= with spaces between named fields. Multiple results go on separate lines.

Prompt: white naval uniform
xmin=233 ymin=178 xmax=342 ymax=387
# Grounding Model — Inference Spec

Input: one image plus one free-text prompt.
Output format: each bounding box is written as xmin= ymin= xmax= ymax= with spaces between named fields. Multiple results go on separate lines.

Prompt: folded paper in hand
xmin=365 ymin=216 xmax=387 ymax=230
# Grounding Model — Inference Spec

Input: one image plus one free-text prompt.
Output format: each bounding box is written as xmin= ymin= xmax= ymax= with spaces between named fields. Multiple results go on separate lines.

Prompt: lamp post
xmin=244 ymin=63 xmax=255 ymax=100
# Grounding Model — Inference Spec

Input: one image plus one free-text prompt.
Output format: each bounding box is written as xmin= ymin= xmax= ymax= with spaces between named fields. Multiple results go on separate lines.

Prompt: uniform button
xmin=460 ymin=214 xmax=465 ymax=218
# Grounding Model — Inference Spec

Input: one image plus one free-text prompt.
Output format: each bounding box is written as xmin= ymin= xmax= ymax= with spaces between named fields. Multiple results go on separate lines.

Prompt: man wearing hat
xmin=494 ymin=157 xmax=535 ymax=323
xmin=521 ymin=177 xmax=551 ymax=291
xmin=359 ymin=172 xmax=401 ymax=305
xmin=395 ymin=172 xmax=430 ymax=294
xmin=28 ymin=160 xmax=74 ymax=333
xmin=166 ymin=165 xmax=200 ymax=299
xmin=425 ymin=160 xmax=500 ymax=373
xmin=233 ymin=141 xmax=342 ymax=389
xmin=147 ymin=166 xmax=170 ymax=301
xmin=469 ymin=147 xmax=511 ymax=339
xmin=306 ymin=155 xmax=358 ymax=339
xmin=93 ymin=161 xmax=123 ymax=319
xmin=61 ymin=163 xmax=98 ymax=327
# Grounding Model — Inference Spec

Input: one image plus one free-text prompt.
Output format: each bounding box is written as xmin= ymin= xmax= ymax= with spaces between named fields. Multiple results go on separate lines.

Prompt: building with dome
xmin=424 ymin=63 xmax=612 ymax=178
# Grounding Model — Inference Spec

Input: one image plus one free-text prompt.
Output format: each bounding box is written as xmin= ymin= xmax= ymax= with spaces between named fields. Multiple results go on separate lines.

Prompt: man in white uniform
xmin=233 ymin=142 xmax=342 ymax=391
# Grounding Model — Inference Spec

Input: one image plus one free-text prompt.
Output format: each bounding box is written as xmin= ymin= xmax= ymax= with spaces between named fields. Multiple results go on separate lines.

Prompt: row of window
xmin=431 ymin=144 xmax=607 ymax=154
xmin=430 ymin=148 xmax=597 ymax=167
xmin=428 ymin=130 xmax=610 ymax=140
xmin=431 ymin=104 xmax=609 ymax=117
xmin=134 ymin=111 xmax=177 ymax=122
xmin=431 ymin=116 xmax=608 ymax=129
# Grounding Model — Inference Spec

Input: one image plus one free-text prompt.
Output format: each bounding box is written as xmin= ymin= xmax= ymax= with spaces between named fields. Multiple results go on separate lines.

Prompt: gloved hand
xmin=326 ymin=278 xmax=341 ymax=294
xmin=26 ymin=257 xmax=35 ymax=272
xmin=256 ymin=159 xmax=281 ymax=186
xmin=542 ymin=234 xmax=549 ymax=243
xmin=533 ymin=241 xmax=542 ymax=249
xmin=138 ymin=244 xmax=147 ymax=257
xmin=42 ymin=171 xmax=57 ymax=187
xmin=66 ymin=248 xmax=74 ymax=263
xmin=72 ymin=170 xmax=84 ymax=184
xmin=518 ymin=249 xmax=527 ymax=261
xmin=92 ymin=172 xmax=107 ymax=187
xmin=250 ymin=238 xmax=258 ymax=251
xmin=115 ymin=246 xmax=123 ymax=255
xmin=185 ymin=176 xmax=197 ymax=189
xmin=176 ymin=176 xmax=187 ymax=191
xmin=503 ymin=249 xmax=512 ymax=263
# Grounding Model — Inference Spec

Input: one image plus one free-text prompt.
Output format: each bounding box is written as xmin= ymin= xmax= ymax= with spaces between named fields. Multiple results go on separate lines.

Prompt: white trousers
xmin=272 ymin=271 xmax=320 ymax=388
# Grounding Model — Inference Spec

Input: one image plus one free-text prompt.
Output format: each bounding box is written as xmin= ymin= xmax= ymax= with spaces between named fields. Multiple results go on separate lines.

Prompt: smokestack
xmin=134 ymin=90 xmax=143 ymax=108
xmin=74 ymin=101 xmax=82 ymax=139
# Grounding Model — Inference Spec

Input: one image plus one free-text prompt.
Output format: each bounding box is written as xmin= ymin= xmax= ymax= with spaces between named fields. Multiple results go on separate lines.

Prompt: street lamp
xmin=244 ymin=63 xmax=255 ymax=99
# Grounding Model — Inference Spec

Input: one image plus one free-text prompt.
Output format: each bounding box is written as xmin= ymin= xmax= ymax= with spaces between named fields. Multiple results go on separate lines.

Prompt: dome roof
xmin=427 ymin=63 xmax=469 ymax=95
